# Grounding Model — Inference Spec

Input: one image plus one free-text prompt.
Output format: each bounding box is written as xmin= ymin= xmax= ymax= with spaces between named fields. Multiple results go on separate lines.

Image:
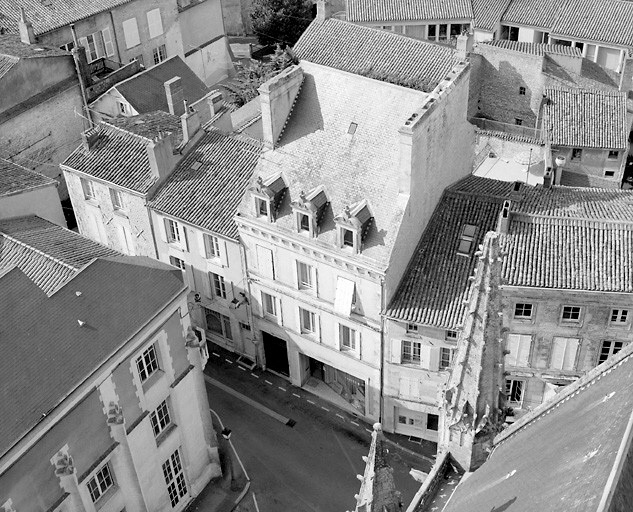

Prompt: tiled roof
xmin=385 ymin=176 xmax=515 ymax=327
xmin=62 ymin=122 xmax=156 ymax=193
xmin=0 ymin=33 xmax=69 ymax=57
xmin=551 ymin=0 xmax=633 ymax=48
xmin=107 ymin=111 xmax=184 ymax=147
xmin=559 ymin=169 xmax=620 ymax=188
xmin=0 ymin=257 xmax=184 ymax=457
xmin=543 ymin=56 xmax=620 ymax=91
xmin=543 ymin=88 xmax=628 ymax=149
xmin=346 ymin=0 xmax=472 ymax=23
xmin=0 ymin=159 xmax=57 ymax=196
xmin=500 ymin=0 xmax=560 ymax=29
xmin=443 ymin=341 xmax=633 ymax=512
xmin=0 ymin=0 xmax=132 ymax=35
xmin=294 ymin=18 xmax=459 ymax=93
xmin=150 ymin=129 xmax=263 ymax=239
xmin=472 ymin=0 xmax=512 ymax=30
xmin=480 ymin=40 xmax=582 ymax=56
xmin=238 ymin=61 xmax=429 ymax=267
xmin=114 ymin=57 xmax=209 ymax=115
xmin=0 ymin=53 xmax=18 ymax=78
xmin=0 ymin=215 xmax=119 ymax=294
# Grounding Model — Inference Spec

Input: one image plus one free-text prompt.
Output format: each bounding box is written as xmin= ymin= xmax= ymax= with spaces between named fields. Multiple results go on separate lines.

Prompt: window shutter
xmin=147 ymin=8 xmax=164 ymax=39
xmin=184 ymin=263 xmax=196 ymax=291
xmin=256 ymin=245 xmax=274 ymax=279
xmin=419 ymin=344 xmax=434 ymax=370
xmin=79 ymin=36 xmax=89 ymax=52
xmin=517 ymin=335 xmax=532 ymax=366
xmin=180 ymin=225 xmax=189 ymax=252
xmin=198 ymin=231 xmax=208 ymax=259
xmin=505 ymin=334 xmax=519 ymax=367
xmin=392 ymin=338 xmax=402 ymax=363
xmin=160 ymin=218 xmax=169 ymax=243
xmin=102 ymin=27 xmax=115 ymax=57
xmin=563 ymin=338 xmax=579 ymax=370
xmin=220 ymin=239 xmax=229 ymax=267
xmin=278 ymin=296 xmax=283 ymax=326
xmin=116 ymin=225 xmax=130 ymax=253
xmin=429 ymin=347 xmax=440 ymax=372
xmin=122 ymin=18 xmax=140 ymax=49
xmin=550 ymin=337 xmax=566 ymax=370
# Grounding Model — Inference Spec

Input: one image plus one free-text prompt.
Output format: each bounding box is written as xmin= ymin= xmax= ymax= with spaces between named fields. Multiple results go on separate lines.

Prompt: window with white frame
xmin=256 ymin=197 xmax=269 ymax=218
xmin=165 ymin=219 xmax=180 ymax=244
xmin=514 ymin=303 xmax=533 ymax=320
xmin=298 ymin=212 xmax=310 ymax=232
xmin=610 ymin=308 xmax=629 ymax=324
xmin=339 ymin=324 xmax=356 ymax=351
xmin=87 ymin=463 xmax=114 ymax=502
xmin=296 ymin=261 xmax=313 ymax=290
xmin=457 ymin=224 xmax=477 ymax=255
xmin=445 ymin=330 xmax=458 ymax=341
xmin=598 ymin=340 xmax=624 ymax=365
xmin=401 ymin=340 xmax=421 ymax=364
xmin=261 ymin=292 xmax=277 ymax=318
xmin=169 ymin=256 xmax=185 ymax=270
xmin=505 ymin=378 xmax=524 ymax=405
xmin=439 ymin=347 xmax=454 ymax=370
xmin=550 ymin=337 xmax=579 ymax=370
xmin=136 ymin=344 xmax=159 ymax=383
xmin=203 ymin=233 xmax=221 ymax=259
xmin=342 ymin=228 xmax=354 ymax=247
xmin=406 ymin=323 xmax=418 ymax=333
xmin=560 ymin=305 xmax=582 ymax=324
xmin=505 ymin=334 xmax=532 ymax=367
xmin=162 ymin=449 xmax=187 ymax=507
xmin=211 ymin=272 xmax=226 ymax=299
xmin=205 ymin=308 xmax=232 ymax=340
xmin=110 ymin=188 xmax=124 ymax=211
xmin=153 ymin=43 xmax=167 ymax=65
xmin=150 ymin=400 xmax=172 ymax=437
xmin=81 ymin=178 xmax=95 ymax=200
xmin=299 ymin=307 xmax=316 ymax=335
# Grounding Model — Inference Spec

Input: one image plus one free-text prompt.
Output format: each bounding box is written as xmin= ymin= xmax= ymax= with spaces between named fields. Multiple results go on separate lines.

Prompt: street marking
xmin=292 ymin=393 xmax=301 ymax=398
xmin=351 ymin=421 xmax=359 ymax=426
xmin=307 ymin=400 xmax=316 ymax=405
xmin=225 ymin=359 xmax=233 ymax=364
xmin=252 ymin=492 xmax=260 ymax=512
xmin=251 ymin=373 xmax=259 ymax=379
xmin=321 ymin=406 xmax=330 ymax=412
xmin=209 ymin=408 xmax=250 ymax=481
xmin=205 ymin=376 xmax=293 ymax=426
xmin=265 ymin=380 xmax=273 ymax=385
xmin=336 ymin=413 xmax=345 ymax=420
xmin=238 ymin=366 xmax=246 ymax=371
xmin=212 ymin=352 xmax=220 ymax=357
xmin=278 ymin=386 xmax=287 ymax=392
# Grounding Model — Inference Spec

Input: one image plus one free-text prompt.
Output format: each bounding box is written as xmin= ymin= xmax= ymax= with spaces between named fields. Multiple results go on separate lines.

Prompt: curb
xmin=231 ymin=481 xmax=251 ymax=511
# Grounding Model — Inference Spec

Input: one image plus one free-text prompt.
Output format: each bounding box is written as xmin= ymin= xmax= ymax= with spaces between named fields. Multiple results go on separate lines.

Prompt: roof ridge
xmin=511 ymin=211 xmax=633 ymax=226
xmin=494 ymin=340 xmax=633 ymax=447
xmin=0 ymin=232 xmax=78 ymax=273
xmin=100 ymin=120 xmax=154 ymax=144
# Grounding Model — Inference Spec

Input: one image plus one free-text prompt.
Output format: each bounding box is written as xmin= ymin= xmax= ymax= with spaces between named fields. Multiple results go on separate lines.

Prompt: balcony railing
xmin=470 ymin=117 xmax=542 ymax=141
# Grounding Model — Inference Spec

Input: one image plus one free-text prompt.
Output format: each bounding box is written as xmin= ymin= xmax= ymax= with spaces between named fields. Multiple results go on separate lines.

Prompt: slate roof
xmin=62 ymin=122 xmax=157 ymax=194
xmin=107 ymin=111 xmax=184 ymax=147
xmin=0 ymin=0 xmax=132 ymax=36
xmin=150 ymin=129 xmax=263 ymax=239
xmin=385 ymin=176 xmax=515 ymax=327
xmin=238 ymin=61 xmax=429 ymax=267
xmin=481 ymin=40 xmax=582 ymax=57
xmin=543 ymin=88 xmax=628 ymax=149
xmin=0 ymin=215 xmax=119 ymax=294
xmin=500 ymin=0 xmax=560 ymax=29
xmin=114 ymin=56 xmax=209 ymax=115
xmin=0 ymin=257 xmax=184 ymax=457
xmin=442 ymin=340 xmax=633 ymax=512
xmin=294 ymin=18 xmax=460 ymax=93
xmin=346 ymin=0 xmax=472 ymax=23
xmin=0 ymin=160 xmax=57 ymax=196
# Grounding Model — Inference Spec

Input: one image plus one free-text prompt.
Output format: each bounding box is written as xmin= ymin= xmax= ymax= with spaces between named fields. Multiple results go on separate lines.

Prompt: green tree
xmin=250 ymin=0 xmax=313 ymax=47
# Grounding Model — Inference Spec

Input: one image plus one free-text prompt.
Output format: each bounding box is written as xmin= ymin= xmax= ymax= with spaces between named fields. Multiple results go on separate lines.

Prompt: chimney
xmin=81 ymin=128 xmax=100 ymax=151
xmin=316 ymin=0 xmax=332 ymax=21
xmin=207 ymin=90 xmax=224 ymax=115
xmin=497 ymin=200 xmax=511 ymax=233
xmin=543 ymin=167 xmax=553 ymax=188
xmin=619 ymin=55 xmax=633 ymax=95
xmin=456 ymin=31 xmax=474 ymax=60
xmin=19 ymin=8 xmax=36 ymax=44
xmin=259 ymin=65 xmax=304 ymax=149
xmin=164 ymin=77 xmax=185 ymax=117
xmin=146 ymin=132 xmax=176 ymax=183
xmin=181 ymin=105 xmax=201 ymax=144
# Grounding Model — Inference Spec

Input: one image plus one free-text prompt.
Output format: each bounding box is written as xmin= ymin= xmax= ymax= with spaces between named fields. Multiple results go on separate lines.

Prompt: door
xmin=262 ymin=331 xmax=289 ymax=377
xmin=309 ymin=357 xmax=324 ymax=381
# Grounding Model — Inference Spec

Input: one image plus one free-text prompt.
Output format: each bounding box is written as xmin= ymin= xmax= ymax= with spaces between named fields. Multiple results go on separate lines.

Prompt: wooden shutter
xmin=505 ymin=334 xmax=520 ymax=367
xmin=198 ymin=231 xmax=208 ymax=259
xmin=419 ymin=344 xmax=434 ymax=370
xmin=563 ymin=338 xmax=580 ymax=370
xmin=517 ymin=335 xmax=532 ymax=366
xmin=180 ymin=225 xmax=189 ymax=252
xmin=256 ymin=245 xmax=274 ymax=279
xmin=550 ymin=337 xmax=566 ymax=370
xmin=220 ymin=239 xmax=229 ymax=267
xmin=102 ymin=27 xmax=115 ymax=57
xmin=147 ymin=8 xmax=163 ymax=39
xmin=391 ymin=338 xmax=402 ymax=363
xmin=122 ymin=18 xmax=140 ymax=49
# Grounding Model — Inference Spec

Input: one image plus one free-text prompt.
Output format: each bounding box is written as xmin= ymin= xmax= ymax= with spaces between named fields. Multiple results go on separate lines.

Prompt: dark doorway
xmin=262 ymin=331 xmax=289 ymax=377
xmin=309 ymin=357 xmax=324 ymax=381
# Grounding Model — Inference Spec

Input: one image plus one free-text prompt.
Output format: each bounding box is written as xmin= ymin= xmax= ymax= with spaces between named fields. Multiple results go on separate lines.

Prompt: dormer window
xmin=250 ymin=173 xmax=287 ymax=222
xmin=291 ymin=186 xmax=329 ymax=237
xmin=257 ymin=198 xmax=269 ymax=217
xmin=334 ymin=200 xmax=373 ymax=254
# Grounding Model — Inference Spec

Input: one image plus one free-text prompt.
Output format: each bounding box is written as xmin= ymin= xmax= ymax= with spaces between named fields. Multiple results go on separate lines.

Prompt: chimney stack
xmin=146 ymin=132 xmax=176 ymax=183
xmin=316 ymin=0 xmax=332 ymax=21
xmin=181 ymin=104 xmax=201 ymax=144
xmin=164 ymin=77 xmax=185 ymax=117
xmin=19 ymin=8 xmax=36 ymax=45
xmin=497 ymin=200 xmax=511 ymax=233
xmin=207 ymin=90 xmax=224 ymax=115
xmin=81 ymin=128 xmax=100 ymax=151
xmin=456 ymin=31 xmax=473 ymax=60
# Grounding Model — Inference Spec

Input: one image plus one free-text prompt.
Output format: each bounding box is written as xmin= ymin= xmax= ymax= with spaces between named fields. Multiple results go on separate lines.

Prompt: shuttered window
xmin=550 ymin=337 xmax=579 ymax=370
xmin=147 ymin=8 xmax=164 ymax=38
xmin=506 ymin=334 xmax=532 ymax=367
xmin=122 ymin=18 xmax=140 ymax=48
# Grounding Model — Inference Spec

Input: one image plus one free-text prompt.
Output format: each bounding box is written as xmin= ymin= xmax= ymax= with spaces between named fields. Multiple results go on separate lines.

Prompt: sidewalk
xmin=185 ymin=412 xmax=251 ymax=512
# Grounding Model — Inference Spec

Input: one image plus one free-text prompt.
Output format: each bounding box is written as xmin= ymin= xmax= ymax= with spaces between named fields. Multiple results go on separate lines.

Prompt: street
xmin=204 ymin=345 xmax=435 ymax=512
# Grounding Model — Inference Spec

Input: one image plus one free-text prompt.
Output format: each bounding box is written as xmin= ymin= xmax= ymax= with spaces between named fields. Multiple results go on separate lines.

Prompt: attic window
xmin=291 ymin=186 xmax=329 ymax=237
xmin=334 ymin=201 xmax=373 ymax=254
xmin=299 ymin=213 xmax=310 ymax=231
xmin=348 ymin=122 xmax=358 ymax=135
xmin=457 ymin=224 xmax=477 ymax=255
xmin=256 ymin=198 xmax=269 ymax=217
xmin=342 ymin=229 xmax=354 ymax=247
xmin=250 ymin=174 xmax=287 ymax=222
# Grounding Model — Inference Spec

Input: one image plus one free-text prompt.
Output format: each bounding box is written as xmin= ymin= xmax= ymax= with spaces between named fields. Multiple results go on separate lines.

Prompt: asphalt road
xmin=204 ymin=348 xmax=434 ymax=512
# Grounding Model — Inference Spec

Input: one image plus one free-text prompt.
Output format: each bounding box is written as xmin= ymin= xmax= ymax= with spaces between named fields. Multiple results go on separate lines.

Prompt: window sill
xmin=141 ymin=369 xmax=165 ymax=393
xmin=155 ymin=423 xmax=178 ymax=446
xmin=94 ymin=485 xmax=119 ymax=510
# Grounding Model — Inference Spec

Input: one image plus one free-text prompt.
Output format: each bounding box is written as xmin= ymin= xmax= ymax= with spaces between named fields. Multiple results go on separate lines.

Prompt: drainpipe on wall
xmin=108 ymin=10 xmax=123 ymax=64
xmin=70 ymin=24 xmax=93 ymax=128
